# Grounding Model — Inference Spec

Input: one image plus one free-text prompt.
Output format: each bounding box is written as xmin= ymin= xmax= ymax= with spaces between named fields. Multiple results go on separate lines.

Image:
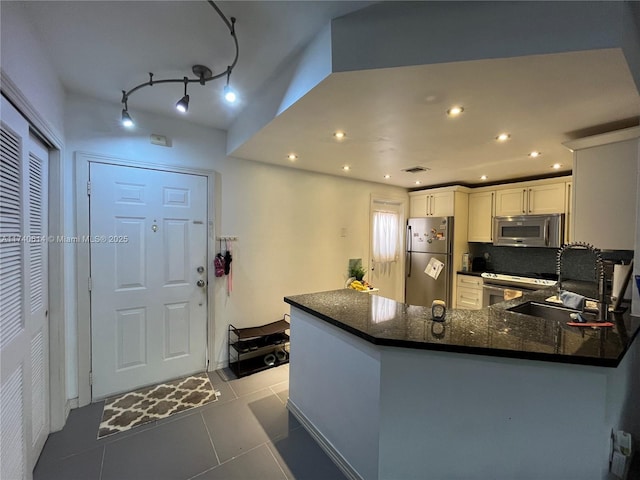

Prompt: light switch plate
xmin=150 ymin=134 xmax=169 ymax=147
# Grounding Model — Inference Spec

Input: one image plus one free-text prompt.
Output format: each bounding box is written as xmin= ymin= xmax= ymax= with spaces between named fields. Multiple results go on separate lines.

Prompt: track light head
xmin=176 ymin=95 xmax=190 ymax=113
xmin=121 ymin=109 xmax=134 ymax=128
xmin=176 ymin=77 xmax=190 ymax=113
xmin=223 ymin=85 xmax=237 ymax=103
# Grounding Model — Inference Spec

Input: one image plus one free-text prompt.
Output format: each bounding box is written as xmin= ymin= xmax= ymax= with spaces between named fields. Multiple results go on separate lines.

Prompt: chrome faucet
xmin=556 ymin=242 xmax=608 ymax=321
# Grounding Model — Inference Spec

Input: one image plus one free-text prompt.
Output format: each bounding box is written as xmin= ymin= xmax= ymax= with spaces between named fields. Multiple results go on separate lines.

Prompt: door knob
xmin=197 ymin=280 xmax=205 ymax=287
xmin=197 ymin=266 xmax=204 ymax=274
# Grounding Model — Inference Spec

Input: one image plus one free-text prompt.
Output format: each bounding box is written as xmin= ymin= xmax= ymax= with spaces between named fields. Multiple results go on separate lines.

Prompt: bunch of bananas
xmin=349 ymin=280 xmax=371 ymax=291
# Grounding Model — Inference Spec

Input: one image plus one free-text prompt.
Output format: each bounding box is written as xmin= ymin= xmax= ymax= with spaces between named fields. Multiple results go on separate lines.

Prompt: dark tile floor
xmin=34 ymin=365 xmax=347 ymax=480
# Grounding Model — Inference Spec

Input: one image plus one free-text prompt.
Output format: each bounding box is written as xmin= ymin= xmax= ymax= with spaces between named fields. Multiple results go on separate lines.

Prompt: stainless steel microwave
xmin=493 ymin=214 xmax=564 ymax=248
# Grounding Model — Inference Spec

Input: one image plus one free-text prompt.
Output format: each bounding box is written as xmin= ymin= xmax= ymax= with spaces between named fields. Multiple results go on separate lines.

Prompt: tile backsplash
xmin=468 ymin=244 xmax=557 ymax=276
xmin=467 ymin=244 xmax=634 ymax=282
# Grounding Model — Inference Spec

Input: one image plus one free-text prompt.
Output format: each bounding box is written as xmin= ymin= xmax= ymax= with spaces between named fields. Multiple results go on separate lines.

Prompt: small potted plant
xmin=349 ymin=264 xmax=367 ymax=281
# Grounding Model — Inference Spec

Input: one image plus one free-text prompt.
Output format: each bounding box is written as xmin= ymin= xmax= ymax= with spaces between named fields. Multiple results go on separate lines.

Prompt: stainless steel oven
xmin=482 ymin=283 xmax=528 ymax=307
xmin=481 ymin=272 xmax=557 ymax=307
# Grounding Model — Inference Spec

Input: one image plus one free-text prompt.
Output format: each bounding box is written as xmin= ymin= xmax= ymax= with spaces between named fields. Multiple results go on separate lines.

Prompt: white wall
xmin=289 ymin=304 xmax=639 ymax=480
xmin=227 ymin=23 xmax=332 ymax=155
xmin=572 ymin=138 xmax=639 ymax=250
xmin=0 ymin=2 xmax=65 ymax=138
xmin=289 ymin=308 xmax=381 ymax=480
xmin=379 ymin=348 xmax=610 ymax=480
xmin=330 ymin=1 xmax=625 ymax=73
xmin=65 ymin=93 xmax=407 ymax=394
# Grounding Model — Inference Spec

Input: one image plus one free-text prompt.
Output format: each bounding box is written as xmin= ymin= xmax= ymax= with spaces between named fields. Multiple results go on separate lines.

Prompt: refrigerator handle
xmin=406 ymin=225 xmax=412 ymax=277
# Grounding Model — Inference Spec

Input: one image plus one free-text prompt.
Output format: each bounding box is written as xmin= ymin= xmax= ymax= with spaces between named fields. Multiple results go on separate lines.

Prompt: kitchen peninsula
xmin=284 ymin=289 xmax=640 ymax=480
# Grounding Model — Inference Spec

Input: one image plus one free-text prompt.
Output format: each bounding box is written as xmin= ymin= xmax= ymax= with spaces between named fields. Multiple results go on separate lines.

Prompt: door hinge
xmin=87 ymin=181 xmax=91 ymax=196
xmin=88 ymin=277 xmax=92 ymax=291
xmin=89 ymin=371 xmax=93 ymax=385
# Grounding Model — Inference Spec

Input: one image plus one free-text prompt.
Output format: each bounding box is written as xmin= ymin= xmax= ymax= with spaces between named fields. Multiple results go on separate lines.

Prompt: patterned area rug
xmin=97 ymin=373 xmax=219 ymax=439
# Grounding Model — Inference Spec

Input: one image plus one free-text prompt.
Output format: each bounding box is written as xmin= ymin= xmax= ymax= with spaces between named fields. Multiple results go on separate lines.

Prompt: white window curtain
xmin=372 ymin=210 xmax=399 ymax=264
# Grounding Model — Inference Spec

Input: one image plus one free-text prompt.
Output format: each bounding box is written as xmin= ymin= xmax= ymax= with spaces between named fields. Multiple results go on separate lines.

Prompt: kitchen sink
xmin=507 ymin=301 xmax=597 ymax=323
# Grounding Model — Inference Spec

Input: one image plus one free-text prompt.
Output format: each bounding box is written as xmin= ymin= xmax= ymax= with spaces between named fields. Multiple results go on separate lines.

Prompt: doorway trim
xmin=75 ymin=151 xmax=217 ymax=407
xmin=369 ymin=193 xmax=407 ymax=302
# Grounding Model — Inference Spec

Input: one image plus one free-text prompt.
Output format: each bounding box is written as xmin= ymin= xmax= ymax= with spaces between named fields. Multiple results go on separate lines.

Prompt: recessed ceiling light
xmin=287 ymin=154 xmax=297 ymax=161
xmin=447 ymin=106 xmax=464 ymax=116
xmin=480 ymin=175 xmax=488 ymax=181
xmin=383 ymin=174 xmax=391 ymax=179
xmin=415 ymin=180 xmax=421 ymax=185
xmin=496 ymin=133 xmax=511 ymax=142
xmin=334 ymin=131 xmax=346 ymax=140
xmin=342 ymin=165 xmax=350 ymax=171
xmin=552 ymin=163 xmax=562 ymax=170
xmin=528 ymin=151 xmax=542 ymax=158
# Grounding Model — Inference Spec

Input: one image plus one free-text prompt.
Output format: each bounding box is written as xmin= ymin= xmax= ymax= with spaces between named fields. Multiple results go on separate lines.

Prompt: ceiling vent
xmin=401 ymin=166 xmax=430 ymax=174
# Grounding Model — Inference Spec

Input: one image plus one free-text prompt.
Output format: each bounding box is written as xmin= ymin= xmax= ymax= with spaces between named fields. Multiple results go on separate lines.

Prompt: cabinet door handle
xmin=491 ymin=192 xmax=494 ymax=241
xmin=522 ymin=189 xmax=526 ymax=213
xmin=528 ymin=188 xmax=532 ymax=213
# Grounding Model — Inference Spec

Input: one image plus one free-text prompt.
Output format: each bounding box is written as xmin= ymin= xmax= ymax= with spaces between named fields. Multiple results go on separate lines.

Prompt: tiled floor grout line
xmin=200 ymin=411 xmax=221 ymax=466
xmin=269 ymin=385 xmax=286 ymax=406
xmin=265 ymin=442 xmax=291 ymax=480
xmin=186 ymin=441 xmax=273 ymax=480
xmin=98 ymin=445 xmax=106 ymax=480
xmin=226 ymin=380 xmax=239 ymax=399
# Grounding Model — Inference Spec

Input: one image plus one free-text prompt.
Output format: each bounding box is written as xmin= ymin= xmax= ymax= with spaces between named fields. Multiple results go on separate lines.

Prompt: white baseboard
xmin=287 ymin=399 xmax=363 ymax=480
xmin=50 ymin=398 xmax=77 ymax=434
xmin=212 ymin=360 xmax=226 ymax=372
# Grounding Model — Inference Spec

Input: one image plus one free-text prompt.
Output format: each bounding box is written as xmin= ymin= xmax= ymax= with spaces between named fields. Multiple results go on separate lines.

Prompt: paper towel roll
xmin=613 ymin=264 xmax=632 ymax=301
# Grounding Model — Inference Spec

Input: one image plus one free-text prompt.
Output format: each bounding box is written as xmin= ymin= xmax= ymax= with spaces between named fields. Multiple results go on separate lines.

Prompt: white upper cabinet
xmin=495 ymin=182 xmax=565 ymax=216
xmin=564 ymin=181 xmax=573 ymax=243
xmin=468 ymin=177 xmax=570 ymax=243
xmin=409 ymin=190 xmax=454 ymax=217
xmin=527 ymin=183 xmax=566 ymax=214
xmin=495 ymin=187 xmax=527 ymax=216
xmin=409 ymin=194 xmax=429 ymax=217
xmin=468 ymin=191 xmax=495 ymax=242
xmin=567 ymin=128 xmax=640 ymax=250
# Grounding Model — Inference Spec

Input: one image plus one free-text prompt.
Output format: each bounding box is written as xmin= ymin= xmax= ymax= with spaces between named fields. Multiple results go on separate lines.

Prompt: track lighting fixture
xmin=120 ymin=0 xmax=239 ymax=127
xmin=176 ymin=78 xmax=190 ymax=113
xmin=121 ymin=98 xmax=134 ymax=127
xmin=121 ymin=109 xmax=134 ymax=128
xmin=223 ymin=69 xmax=237 ymax=103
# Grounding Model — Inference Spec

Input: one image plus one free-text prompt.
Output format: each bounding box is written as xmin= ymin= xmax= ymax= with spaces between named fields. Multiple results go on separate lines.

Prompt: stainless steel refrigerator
xmin=405 ymin=217 xmax=453 ymax=307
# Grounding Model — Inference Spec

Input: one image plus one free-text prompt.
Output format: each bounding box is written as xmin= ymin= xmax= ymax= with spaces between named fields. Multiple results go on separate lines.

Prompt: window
xmin=372 ymin=210 xmax=399 ymax=264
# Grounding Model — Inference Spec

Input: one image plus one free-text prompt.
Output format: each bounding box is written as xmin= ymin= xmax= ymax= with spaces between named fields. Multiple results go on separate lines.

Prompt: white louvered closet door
xmin=1 ymin=96 xmax=50 ymax=480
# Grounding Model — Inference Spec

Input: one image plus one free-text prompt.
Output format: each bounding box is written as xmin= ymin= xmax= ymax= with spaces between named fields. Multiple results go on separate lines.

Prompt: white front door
xmin=1 ymin=96 xmax=50 ymax=479
xmin=90 ymin=163 xmax=208 ymax=399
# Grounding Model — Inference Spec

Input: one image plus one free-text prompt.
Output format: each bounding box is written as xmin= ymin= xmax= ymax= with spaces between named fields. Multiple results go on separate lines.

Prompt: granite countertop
xmin=284 ymin=287 xmax=640 ymax=368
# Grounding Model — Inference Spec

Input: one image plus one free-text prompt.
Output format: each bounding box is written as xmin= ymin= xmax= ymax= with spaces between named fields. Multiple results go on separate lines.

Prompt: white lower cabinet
xmin=456 ymin=274 xmax=483 ymax=310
